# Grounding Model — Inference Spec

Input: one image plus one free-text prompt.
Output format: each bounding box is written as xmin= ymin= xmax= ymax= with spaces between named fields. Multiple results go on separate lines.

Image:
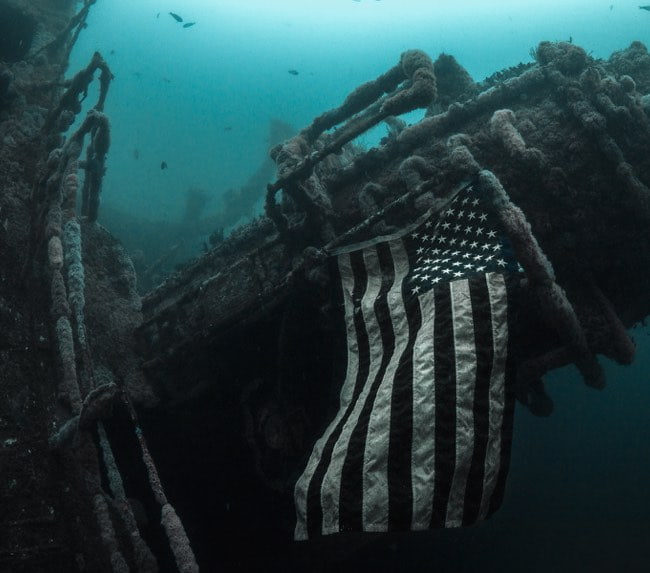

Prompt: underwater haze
xmin=69 ymin=0 xmax=649 ymax=224
xmin=68 ymin=1 xmax=650 ymax=572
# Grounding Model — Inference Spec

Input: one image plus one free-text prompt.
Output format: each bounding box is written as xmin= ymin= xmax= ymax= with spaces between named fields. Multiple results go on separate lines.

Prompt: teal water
xmin=68 ymin=1 xmax=650 ymax=571
xmin=69 ymin=0 xmax=650 ymax=222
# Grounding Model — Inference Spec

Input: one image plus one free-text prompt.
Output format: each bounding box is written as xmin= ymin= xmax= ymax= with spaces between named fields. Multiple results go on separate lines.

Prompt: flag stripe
xmin=485 ymin=276 xmax=516 ymax=519
xmin=410 ymin=289 xmax=436 ymax=530
xmin=462 ymin=275 xmax=494 ymax=524
xmin=363 ymin=241 xmax=411 ymax=531
xmin=341 ymin=241 xmax=396 ymax=532
xmin=296 ymin=250 xmax=369 ymax=539
xmin=387 ymin=287 xmax=420 ymax=531
xmin=478 ymin=272 xmax=509 ymax=520
xmin=321 ymin=244 xmax=387 ymax=534
xmin=363 ymin=240 xmax=411 ymax=531
xmin=323 ymin=247 xmax=379 ymax=535
xmin=430 ymin=284 xmax=456 ymax=528
xmin=445 ymin=278 xmax=477 ymax=527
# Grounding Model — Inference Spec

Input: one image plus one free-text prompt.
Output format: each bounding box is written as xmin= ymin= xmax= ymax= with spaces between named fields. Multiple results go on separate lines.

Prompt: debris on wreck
xmin=1 ymin=1 xmax=197 ymax=572
xmin=2 ymin=0 xmax=650 ymax=570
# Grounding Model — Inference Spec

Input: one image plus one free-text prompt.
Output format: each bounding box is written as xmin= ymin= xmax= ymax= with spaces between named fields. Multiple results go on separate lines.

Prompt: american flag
xmin=294 ymin=179 xmax=523 ymax=539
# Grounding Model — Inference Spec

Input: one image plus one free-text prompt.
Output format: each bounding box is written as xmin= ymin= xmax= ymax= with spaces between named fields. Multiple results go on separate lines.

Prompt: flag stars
xmin=404 ymin=183 xmax=519 ymax=288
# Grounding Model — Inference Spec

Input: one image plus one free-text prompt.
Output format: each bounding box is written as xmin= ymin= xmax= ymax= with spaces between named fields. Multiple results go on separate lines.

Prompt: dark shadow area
xmin=0 ymin=2 xmax=37 ymax=63
xmin=136 ymin=291 xmax=345 ymax=571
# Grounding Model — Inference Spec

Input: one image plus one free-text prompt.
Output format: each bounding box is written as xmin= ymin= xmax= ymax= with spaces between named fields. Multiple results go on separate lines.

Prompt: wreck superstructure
xmin=2 ymin=0 xmax=650 ymax=570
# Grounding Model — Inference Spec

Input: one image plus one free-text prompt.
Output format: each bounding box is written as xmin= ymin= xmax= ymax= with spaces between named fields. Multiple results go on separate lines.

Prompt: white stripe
xmin=294 ymin=253 xmax=359 ymax=540
xmin=410 ymin=289 xmax=436 ymax=530
xmin=338 ymin=254 xmax=362 ymax=409
xmin=445 ymin=279 xmax=477 ymax=527
xmin=478 ymin=272 xmax=509 ymax=520
xmin=319 ymin=245 xmax=385 ymax=535
xmin=362 ymin=240 xmax=411 ymax=531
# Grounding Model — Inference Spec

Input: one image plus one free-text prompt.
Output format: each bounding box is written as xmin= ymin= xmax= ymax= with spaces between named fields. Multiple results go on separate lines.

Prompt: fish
xmin=161 ymin=161 xmax=168 ymax=170
xmin=288 ymin=69 xmax=299 ymax=76
xmin=169 ymin=12 xmax=183 ymax=22
xmin=133 ymin=148 xmax=139 ymax=160
xmin=183 ymin=22 xmax=196 ymax=28
xmin=640 ymin=5 xmax=650 ymax=11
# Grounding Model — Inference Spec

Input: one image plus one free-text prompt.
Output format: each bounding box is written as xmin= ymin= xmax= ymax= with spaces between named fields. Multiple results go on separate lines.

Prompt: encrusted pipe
xmin=479 ymin=169 xmax=604 ymax=389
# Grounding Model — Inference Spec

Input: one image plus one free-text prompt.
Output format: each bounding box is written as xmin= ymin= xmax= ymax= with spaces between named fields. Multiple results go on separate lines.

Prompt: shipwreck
xmin=2 ymin=0 xmax=650 ymax=571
